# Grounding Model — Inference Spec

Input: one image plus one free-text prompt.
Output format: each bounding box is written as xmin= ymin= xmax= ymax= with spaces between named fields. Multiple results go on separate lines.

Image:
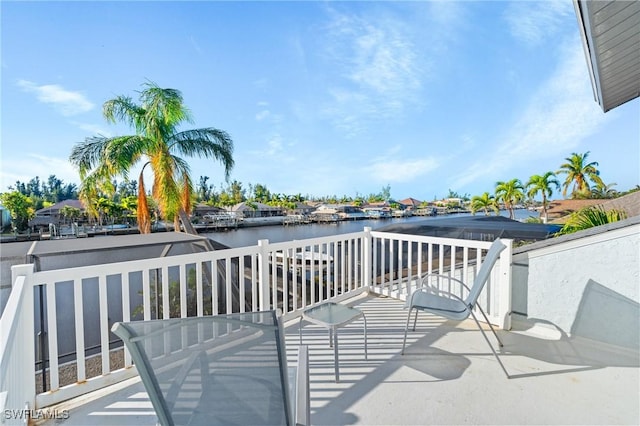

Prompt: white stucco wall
xmin=512 ymin=220 xmax=639 ymax=349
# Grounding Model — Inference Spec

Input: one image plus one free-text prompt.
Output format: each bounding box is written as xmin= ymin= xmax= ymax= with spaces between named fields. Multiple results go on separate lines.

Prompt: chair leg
xmin=412 ymin=309 xmax=419 ymax=331
xmin=401 ymin=307 xmax=413 ymax=355
xmin=475 ymin=304 xmax=504 ymax=347
xmin=470 ymin=311 xmax=510 ymax=378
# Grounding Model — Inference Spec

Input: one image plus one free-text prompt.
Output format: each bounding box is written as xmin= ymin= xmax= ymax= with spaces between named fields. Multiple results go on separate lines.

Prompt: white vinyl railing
xmin=1 ymin=266 xmax=36 ymax=425
xmin=369 ymin=232 xmax=512 ymax=327
xmin=2 ymin=228 xmax=511 ymax=411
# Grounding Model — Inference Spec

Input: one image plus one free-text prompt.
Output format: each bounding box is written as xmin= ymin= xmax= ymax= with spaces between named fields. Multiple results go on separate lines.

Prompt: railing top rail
xmin=28 ymin=244 xmax=263 ymax=283
xmin=370 ymin=231 xmax=495 ymax=249
xmin=266 ymin=230 xmax=369 ymax=250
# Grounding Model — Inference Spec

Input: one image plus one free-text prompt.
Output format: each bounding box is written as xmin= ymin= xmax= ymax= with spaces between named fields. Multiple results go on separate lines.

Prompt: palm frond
xmin=69 ymin=136 xmax=111 ymax=177
xmin=140 ymin=82 xmax=192 ymax=133
xmin=559 ymin=206 xmax=627 ymax=235
xmin=180 ymin=172 xmax=193 ymax=214
xmin=150 ymin=152 xmax=180 ymax=220
xmin=169 ymin=128 xmax=235 ymax=178
xmin=103 ymin=96 xmax=146 ymax=133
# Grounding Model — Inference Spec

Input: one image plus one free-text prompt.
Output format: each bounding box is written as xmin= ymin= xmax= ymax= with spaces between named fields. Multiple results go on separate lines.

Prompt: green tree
xmin=557 ymin=151 xmax=604 ymax=199
xmin=470 ymin=192 xmax=499 ymax=216
xmin=59 ymin=205 xmax=82 ymax=225
xmin=120 ymin=195 xmax=138 ymax=224
xmin=526 ymin=172 xmax=560 ymax=223
xmin=197 ymin=176 xmax=210 ymax=202
xmin=591 ymin=182 xmax=618 ymax=199
xmin=252 ymin=183 xmax=271 ymax=203
xmin=495 ymin=179 xmax=525 ymax=219
xmin=70 ymin=81 xmax=234 ymax=233
xmin=0 ymin=191 xmax=35 ymax=231
xmin=229 ymin=180 xmax=245 ymax=205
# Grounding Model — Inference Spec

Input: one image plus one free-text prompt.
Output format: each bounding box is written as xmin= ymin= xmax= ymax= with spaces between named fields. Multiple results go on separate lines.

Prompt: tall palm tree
xmin=526 ymin=172 xmax=560 ymax=223
xmin=591 ymin=182 xmax=618 ymax=199
xmin=557 ymin=151 xmax=604 ymax=199
xmin=70 ymin=81 xmax=234 ymax=233
xmin=495 ymin=179 xmax=525 ymax=219
xmin=470 ymin=192 xmax=499 ymax=216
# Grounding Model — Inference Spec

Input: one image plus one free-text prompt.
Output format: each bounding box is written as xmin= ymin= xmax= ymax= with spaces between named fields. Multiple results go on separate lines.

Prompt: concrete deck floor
xmin=42 ymin=294 xmax=639 ymax=425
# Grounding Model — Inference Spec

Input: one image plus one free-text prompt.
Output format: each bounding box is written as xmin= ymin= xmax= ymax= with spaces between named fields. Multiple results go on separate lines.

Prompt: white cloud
xmin=17 ymin=80 xmax=94 ymax=116
xmin=0 ymin=154 xmax=79 ymax=191
xmin=189 ymin=36 xmax=203 ymax=55
xmin=362 ymin=149 xmax=440 ymax=184
xmin=71 ymin=122 xmax=112 ymax=137
xmin=504 ymin=0 xmax=574 ymax=46
xmin=256 ymin=110 xmax=271 ymax=121
xmin=267 ymin=135 xmax=283 ymax=155
xmin=450 ymin=40 xmax=610 ymax=190
xmin=320 ymin=8 xmax=425 ymax=136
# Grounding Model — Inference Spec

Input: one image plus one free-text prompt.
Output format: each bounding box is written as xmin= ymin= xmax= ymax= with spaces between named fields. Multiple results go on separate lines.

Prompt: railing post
xmin=257 ymin=239 xmax=271 ymax=311
xmin=363 ymin=227 xmax=372 ymax=290
xmin=497 ymin=239 xmax=513 ymax=330
xmin=10 ymin=264 xmax=36 ymax=411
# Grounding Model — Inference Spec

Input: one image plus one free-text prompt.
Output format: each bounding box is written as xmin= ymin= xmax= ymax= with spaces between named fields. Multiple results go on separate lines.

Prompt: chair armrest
xmin=419 ymin=273 xmax=471 ymax=292
xmin=295 ymin=345 xmax=310 ymax=426
xmin=407 ymin=274 xmax=470 ymax=308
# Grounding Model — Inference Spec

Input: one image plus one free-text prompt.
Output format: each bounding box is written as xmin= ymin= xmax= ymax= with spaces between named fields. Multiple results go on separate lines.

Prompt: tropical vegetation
xmin=494 ymin=179 xmax=525 ymax=219
xmin=69 ymin=81 xmax=234 ymax=233
xmin=526 ymin=172 xmax=560 ymax=223
xmin=0 ymin=191 xmax=35 ymax=231
xmin=557 ymin=151 xmax=604 ymax=199
xmin=470 ymin=192 xmax=499 ymax=216
xmin=558 ymin=206 xmax=627 ymax=235
xmin=2 ymin=143 xmax=637 ymax=239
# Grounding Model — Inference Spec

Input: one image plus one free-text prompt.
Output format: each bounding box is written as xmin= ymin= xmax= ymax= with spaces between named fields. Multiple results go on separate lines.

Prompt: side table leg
xmin=363 ymin=314 xmax=368 ymax=361
xmin=299 ymin=317 xmax=303 ymax=344
xmin=333 ymin=326 xmax=339 ymax=382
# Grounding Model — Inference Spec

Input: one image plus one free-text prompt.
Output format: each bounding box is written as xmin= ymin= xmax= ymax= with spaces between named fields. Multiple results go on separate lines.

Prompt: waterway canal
xmin=203 ymin=210 xmax=536 ymax=248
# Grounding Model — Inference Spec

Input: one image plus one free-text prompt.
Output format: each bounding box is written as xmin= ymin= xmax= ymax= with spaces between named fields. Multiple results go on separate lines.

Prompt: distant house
xmin=286 ymin=202 xmax=316 ymax=216
xmin=399 ymin=198 xmax=423 ymax=211
xmin=230 ymin=202 xmax=284 ymax=218
xmin=30 ymin=199 xmax=85 ymax=227
xmin=192 ymin=203 xmax=225 ymax=219
xmin=362 ymin=202 xmax=391 ymax=218
xmin=598 ymin=191 xmax=640 ymax=218
xmin=546 ymin=199 xmax=606 ymax=223
xmin=547 ymin=191 xmax=640 ymax=223
xmin=0 ymin=204 xmax=11 ymax=230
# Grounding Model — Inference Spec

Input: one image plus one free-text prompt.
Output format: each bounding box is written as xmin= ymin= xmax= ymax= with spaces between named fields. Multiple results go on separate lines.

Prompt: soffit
xmin=575 ymin=0 xmax=640 ymax=112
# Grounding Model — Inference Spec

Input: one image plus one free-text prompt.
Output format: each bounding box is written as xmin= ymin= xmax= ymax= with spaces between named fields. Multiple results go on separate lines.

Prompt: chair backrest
xmin=112 ymin=311 xmax=292 ymax=426
xmin=464 ymin=239 xmax=507 ymax=307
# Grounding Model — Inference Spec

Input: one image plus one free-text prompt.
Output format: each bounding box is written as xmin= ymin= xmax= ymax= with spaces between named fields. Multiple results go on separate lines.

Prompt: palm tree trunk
xmin=138 ymin=176 xmax=152 ymax=234
xmin=178 ymin=209 xmax=198 ymax=235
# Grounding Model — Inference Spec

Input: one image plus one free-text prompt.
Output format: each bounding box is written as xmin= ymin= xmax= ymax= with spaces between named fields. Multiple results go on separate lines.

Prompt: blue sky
xmin=1 ymin=0 xmax=638 ymax=201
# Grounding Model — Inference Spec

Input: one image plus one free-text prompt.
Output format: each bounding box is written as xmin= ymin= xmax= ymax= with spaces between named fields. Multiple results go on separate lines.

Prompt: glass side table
xmin=299 ymin=302 xmax=367 ymax=382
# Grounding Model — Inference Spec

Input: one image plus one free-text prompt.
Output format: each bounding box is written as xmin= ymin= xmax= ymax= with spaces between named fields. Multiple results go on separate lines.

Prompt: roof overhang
xmin=573 ymin=0 xmax=640 ymax=112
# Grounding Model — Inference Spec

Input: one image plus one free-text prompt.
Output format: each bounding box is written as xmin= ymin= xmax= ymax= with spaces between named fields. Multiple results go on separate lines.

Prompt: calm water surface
xmin=204 ymin=210 xmax=536 ymax=248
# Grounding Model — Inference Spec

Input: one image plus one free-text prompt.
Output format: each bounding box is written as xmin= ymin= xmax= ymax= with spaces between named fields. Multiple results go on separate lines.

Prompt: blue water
xmin=204 ymin=210 xmax=537 ymax=248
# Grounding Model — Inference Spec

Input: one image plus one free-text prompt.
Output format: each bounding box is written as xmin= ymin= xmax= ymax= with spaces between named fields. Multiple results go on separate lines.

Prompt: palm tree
xmin=557 ymin=151 xmax=604 ymax=199
xmin=526 ymin=172 xmax=560 ymax=223
xmin=70 ymin=81 xmax=234 ymax=233
xmin=591 ymin=182 xmax=618 ymax=199
xmin=470 ymin=192 xmax=499 ymax=216
xmin=495 ymin=179 xmax=525 ymax=219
